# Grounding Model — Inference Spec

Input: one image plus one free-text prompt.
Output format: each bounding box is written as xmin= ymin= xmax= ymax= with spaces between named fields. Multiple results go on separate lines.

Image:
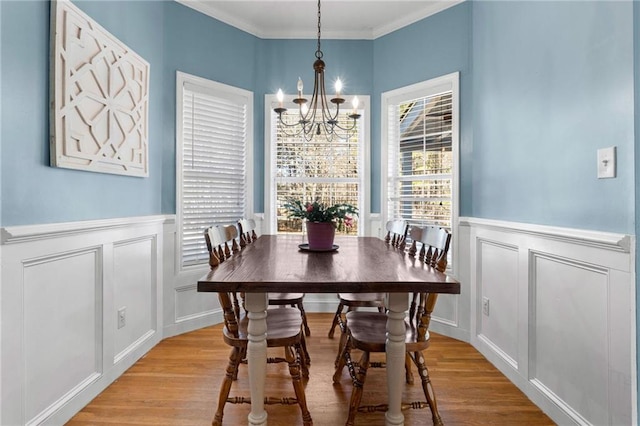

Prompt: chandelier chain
xmin=316 ymin=0 xmax=322 ymax=59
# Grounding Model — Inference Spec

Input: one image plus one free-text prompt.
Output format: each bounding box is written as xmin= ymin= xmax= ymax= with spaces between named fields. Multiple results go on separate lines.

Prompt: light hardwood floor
xmin=68 ymin=313 xmax=555 ymax=426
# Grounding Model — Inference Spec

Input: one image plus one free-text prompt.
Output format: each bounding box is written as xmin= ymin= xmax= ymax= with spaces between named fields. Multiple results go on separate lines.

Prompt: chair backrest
xmin=237 ymin=218 xmax=258 ymax=248
xmin=408 ymin=225 xmax=451 ymax=272
xmin=204 ymin=224 xmax=244 ymax=334
xmin=204 ymin=224 xmax=239 ymax=268
xmin=384 ymin=219 xmax=409 ymax=249
xmin=407 ymin=225 xmax=452 ymax=339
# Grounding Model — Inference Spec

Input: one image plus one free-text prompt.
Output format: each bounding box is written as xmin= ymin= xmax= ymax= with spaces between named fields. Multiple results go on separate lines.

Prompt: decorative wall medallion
xmin=50 ymin=0 xmax=150 ymax=177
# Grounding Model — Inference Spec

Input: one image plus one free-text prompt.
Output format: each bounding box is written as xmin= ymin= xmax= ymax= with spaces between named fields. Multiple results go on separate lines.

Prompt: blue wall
xmin=371 ymin=2 xmax=472 ymax=214
xmin=471 ymin=1 xmax=634 ymax=234
xmin=0 ymin=0 xmax=636 ymax=235
xmin=1 ymin=0 xmax=165 ymax=226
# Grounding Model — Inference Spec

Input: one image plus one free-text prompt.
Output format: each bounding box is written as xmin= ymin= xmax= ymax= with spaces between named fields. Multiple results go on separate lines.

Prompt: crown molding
xmin=175 ymin=0 xmax=464 ymax=40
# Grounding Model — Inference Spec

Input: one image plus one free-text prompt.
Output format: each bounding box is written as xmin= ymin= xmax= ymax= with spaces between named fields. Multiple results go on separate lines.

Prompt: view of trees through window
xmin=389 ymin=91 xmax=453 ymax=230
xmin=275 ymin=112 xmax=362 ymax=235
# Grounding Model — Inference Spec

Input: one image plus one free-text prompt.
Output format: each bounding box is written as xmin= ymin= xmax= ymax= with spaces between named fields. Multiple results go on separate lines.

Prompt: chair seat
xmin=337 ymin=292 xmax=385 ymax=304
xmin=223 ymin=307 xmax=303 ymax=346
xmin=269 ymin=292 xmax=305 ymax=303
xmin=346 ymin=311 xmax=430 ymax=353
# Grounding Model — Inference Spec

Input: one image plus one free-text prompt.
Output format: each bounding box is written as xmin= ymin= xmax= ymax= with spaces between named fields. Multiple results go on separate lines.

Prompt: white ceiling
xmin=176 ymin=0 xmax=463 ymax=40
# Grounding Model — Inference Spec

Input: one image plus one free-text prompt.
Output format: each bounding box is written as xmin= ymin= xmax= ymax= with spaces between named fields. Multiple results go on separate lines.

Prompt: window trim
xmin=175 ymin=71 xmax=254 ymax=272
xmin=381 ymin=72 xmax=459 ymax=275
xmin=263 ymin=93 xmax=371 ymax=236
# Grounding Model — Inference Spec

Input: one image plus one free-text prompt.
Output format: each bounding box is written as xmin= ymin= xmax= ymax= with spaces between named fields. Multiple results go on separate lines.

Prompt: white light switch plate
xmin=597 ymin=147 xmax=616 ymax=179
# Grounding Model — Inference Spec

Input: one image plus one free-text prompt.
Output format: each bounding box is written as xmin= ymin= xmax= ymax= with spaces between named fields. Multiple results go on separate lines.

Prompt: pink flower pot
xmin=306 ymin=221 xmax=336 ymax=250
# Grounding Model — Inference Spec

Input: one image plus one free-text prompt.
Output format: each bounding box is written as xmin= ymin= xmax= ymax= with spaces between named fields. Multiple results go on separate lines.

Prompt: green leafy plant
xmin=283 ymin=199 xmax=358 ymax=228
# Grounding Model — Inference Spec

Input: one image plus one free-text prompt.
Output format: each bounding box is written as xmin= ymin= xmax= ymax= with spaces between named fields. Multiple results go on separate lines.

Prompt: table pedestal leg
xmin=245 ymin=292 xmax=269 ymax=426
xmin=385 ymin=292 xmax=408 ymax=426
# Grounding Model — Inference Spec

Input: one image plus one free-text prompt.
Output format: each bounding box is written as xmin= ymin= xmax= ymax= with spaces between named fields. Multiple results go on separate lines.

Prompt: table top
xmin=197 ymin=235 xmax=460 ymax=294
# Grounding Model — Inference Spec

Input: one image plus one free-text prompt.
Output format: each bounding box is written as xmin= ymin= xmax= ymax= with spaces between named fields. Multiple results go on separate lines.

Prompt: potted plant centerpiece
xmin=284 ymin=199 xmax=358 ymax=250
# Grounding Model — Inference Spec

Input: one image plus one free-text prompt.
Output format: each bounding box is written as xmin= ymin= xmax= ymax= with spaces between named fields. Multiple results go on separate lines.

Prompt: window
xmin=382 ymin=73 xmax=459 ymax=268
xmin=176 ymin=72 xmax=253 ymax=268
xmin=264 ymin=95 xmax=369 ymax=236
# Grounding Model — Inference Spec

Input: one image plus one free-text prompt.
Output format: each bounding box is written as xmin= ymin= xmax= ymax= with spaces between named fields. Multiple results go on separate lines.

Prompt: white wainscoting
xmin=1 ymin=215 xmax=168 ymax=425
xmin=460 ymin=217 xmax=636 ymax=426
xmin=6 ymin=213 xmax=632 ymax=425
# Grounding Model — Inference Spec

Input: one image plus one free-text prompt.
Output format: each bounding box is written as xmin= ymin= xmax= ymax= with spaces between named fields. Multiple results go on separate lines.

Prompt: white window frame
xmin=381 ymin=72 xmax=459 ymax=275
xmin=264 ymin=94 xmax=371 ymax=236
xmin=175 ymin=71 xmax=254 ymax=272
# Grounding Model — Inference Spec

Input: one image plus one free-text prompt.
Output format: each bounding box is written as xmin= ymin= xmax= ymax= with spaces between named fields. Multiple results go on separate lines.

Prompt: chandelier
xmin=274 ymin=0 xmax=361 ymax=140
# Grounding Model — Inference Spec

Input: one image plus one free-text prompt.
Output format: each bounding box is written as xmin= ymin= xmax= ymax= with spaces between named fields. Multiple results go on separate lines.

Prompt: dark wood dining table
xmin=198 ymin=234 xmax=460 ymax=426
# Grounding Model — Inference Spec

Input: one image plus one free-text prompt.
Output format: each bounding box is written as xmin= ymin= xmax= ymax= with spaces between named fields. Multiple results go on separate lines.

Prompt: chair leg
xmin=328 ymin=302 xmax=345 ymax=338
xmin=285 ymin=346 xmax=313 ymax=426
xmin=333 ymin=331 xmax=350 ymax=382
xmin=297 ymin=301 xmax=311 ymax=337
xmin=234 ymin=346 xmax=247 ymax=380
xmin=334 ymin=318 xmax=349 ymax=366
xmin=300 ymin=330 xmax=311 ymax=366
xmin=405 ymin=352 xmax=414 ymax=384
xmin=213 ymin=347 xmax=242 ymax=426
xmin=345 ymin=350 xmax=370 ymax=426
xmin=296 ymin=342 xmax=310 ymax=379
xmin=415 ymin=350 xmax=443 ymax=426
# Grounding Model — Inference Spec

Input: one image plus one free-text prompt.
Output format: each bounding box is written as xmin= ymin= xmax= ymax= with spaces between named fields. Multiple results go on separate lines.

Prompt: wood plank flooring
xmin=68 ymin=313 xmax=555 ymax=426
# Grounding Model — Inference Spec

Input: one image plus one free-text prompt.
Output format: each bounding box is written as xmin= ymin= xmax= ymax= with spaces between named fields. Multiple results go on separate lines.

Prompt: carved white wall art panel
xmin=50 ymin=0 xmax=149 ymax=177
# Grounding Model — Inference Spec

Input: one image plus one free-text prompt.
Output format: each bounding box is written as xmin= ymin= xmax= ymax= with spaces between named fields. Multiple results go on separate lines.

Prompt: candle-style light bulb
xmin=297 ymin=77 xmax=303 ymax=97
xmin=351 ymin=96 xmax=359 ymax=112
xmin=277 ymin=89 xmax=284 ymax=107
xmin=335 ymin=78 xmax=343 ymax=97
xmin=301 ymin=103 xmax=309 ymax=116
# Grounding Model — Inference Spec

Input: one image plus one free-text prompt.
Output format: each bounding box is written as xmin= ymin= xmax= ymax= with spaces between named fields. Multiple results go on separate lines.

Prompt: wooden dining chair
xmin=334 ymin=225 xmax=451 ymax=426
xmin=327 ymin=219 xmax=409 ymax=340
xmin=238 ymin=218 xmax=311 ymax=337
xmin=205 ymin=223 xmax=240 ymax=267
xmin=205 ymin=224 xmax=313 ymax=426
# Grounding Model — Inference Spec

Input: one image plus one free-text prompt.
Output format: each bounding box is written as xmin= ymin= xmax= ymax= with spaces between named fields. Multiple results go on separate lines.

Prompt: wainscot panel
xmin=461 ymin=217 xmax=635 ymax=426
xmin=1 ymin=215 xmax=168 ymax=425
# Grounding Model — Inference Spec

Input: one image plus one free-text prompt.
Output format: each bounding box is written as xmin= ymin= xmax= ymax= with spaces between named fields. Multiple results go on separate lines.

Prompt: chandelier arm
xmin=318 ymin=71 xmax=340 ymax=125
xmin=276 ymin=121 xmax=305 ymax=137
xmin=318 ymin=73 xmax=330 ymax=122
xmin=331 ymin=118 xmax=359 ymax=132
xmin=277 ymin=113 xmax=306 ymax=130
xmin=303 ymin=93 xmax=319 ymax=127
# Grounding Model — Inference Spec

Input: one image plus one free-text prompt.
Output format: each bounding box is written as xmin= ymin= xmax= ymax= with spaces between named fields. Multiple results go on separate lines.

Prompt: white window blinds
xmin=178 ymin=78 xmax=249 ymax=267
xmin=388 ymin=91 xmax=453 ymax=229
